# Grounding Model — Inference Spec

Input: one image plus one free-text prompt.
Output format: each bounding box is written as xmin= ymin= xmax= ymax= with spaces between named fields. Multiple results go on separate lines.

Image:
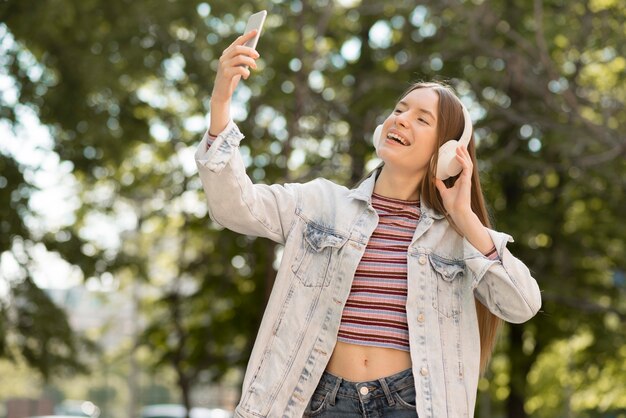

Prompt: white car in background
xmin=29 ymin=416 xmax=92 ymax=418
xmin=55 ymin=400 xmax=100 ymax=417
xmin=28 ymin=400 xmax=101 ymax=418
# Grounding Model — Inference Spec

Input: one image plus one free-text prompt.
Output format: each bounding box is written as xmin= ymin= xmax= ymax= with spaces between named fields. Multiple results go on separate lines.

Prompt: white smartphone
xmin=243 ymin=10 xmax=267 ymax=50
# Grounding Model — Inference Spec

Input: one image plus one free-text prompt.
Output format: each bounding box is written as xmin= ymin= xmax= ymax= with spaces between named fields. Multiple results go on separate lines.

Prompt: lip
xmin=386 ymin=128 xmax=411 ymax=146
xmin=384 ymin=137 xmax=406 ymax=147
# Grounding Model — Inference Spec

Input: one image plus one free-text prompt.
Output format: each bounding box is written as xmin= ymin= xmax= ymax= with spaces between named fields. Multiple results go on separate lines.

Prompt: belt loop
xmin=328 ymin=374 xmax=342 ymax=406
xmin=379 ymin=377 xmax=395 ymax=406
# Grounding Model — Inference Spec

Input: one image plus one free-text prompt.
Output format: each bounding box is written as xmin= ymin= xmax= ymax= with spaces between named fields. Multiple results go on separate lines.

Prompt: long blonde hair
xmin=368 ymin=81 xmax=502 ymax=373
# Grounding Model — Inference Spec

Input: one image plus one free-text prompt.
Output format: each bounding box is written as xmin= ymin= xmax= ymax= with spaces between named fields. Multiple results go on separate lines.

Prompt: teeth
xmin=387 ymin=132 xmax=409 ymax=145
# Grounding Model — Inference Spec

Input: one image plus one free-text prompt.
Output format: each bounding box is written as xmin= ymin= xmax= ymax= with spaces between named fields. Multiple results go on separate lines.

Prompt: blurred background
xmin=0 ymin=0 xmax=624 ymax=417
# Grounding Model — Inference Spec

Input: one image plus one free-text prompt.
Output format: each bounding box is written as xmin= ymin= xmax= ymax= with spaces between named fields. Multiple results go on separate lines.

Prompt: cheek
xmin=431 ymin=137 xmax=440 ymax=152
xmin=379 ymin=119 xmax=395 ymax=141
xmin=414 ymin=134 xmax=439 ymax=161
xmin=426 ymin=131 xmax=439 ymax=152
xmin=382 ymin=118 xmax=393 ymax=131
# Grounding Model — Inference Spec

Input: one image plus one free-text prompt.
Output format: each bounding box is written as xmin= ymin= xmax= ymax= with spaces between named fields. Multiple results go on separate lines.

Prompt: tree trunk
xmin=179 ymin=374 xmax=192 ymax=418
xmin=506 ymin=389 xmax=526 ymax=418
xmin=506 ymin=325 xmax=527 ymax=418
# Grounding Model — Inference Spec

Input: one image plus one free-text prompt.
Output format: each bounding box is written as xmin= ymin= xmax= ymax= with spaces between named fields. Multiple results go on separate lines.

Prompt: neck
xmin=373 ymin=165 xmax=424 ymax=201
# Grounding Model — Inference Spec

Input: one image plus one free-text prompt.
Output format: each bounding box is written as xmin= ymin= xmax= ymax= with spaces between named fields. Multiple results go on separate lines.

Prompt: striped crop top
xmin=337 ymin=193 xmax=420 ymax=351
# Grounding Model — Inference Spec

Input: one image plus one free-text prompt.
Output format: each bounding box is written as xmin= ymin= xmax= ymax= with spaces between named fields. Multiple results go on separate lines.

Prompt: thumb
xmin=230 ymin=75 xmax=241 ymax=93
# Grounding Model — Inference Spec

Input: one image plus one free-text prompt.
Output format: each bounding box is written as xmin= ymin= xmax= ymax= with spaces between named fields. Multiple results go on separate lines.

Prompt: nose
xmin=394 ymin=111 xmax=410 ymax=128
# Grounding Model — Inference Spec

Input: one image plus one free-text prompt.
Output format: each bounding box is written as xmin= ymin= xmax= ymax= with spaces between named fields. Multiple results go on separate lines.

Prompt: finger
xmin=456 ymin=146 xmax=472 ymax=169
xmin=224 ymin=45 xmax=260 ymax=60
xmin=227 ymin=54 xmax=258 ymax=69
xmin=461 ymin=145 xmax=472 ymax=165
xmin=456 ymin=153 xmax=472 ymax=176
xmin=456 ymin=144 xmax=469 ymax=158
xmin=236 ymin=44 xmax=260 ymax=57
xmin=232 ymin=30 xmax=258 ymax=47
xmin=435 ymin=178 xmax=448 ymax=193
xmin=225 ymin=66 xmax=251 ymax=79
xmin=222 ymin=31 xmax=259 ymax=58
xmin=219 ymin=55 xmax=257 ymax=76
xmin=220 ymin=65 xmax=250 ymax=84
xmin=220 ymin=48 xmax=260 ymax=71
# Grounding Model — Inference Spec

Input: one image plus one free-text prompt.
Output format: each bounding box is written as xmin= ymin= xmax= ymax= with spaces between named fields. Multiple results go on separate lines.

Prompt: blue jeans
xmin=304 ymin=368 xmax=418 ymax=417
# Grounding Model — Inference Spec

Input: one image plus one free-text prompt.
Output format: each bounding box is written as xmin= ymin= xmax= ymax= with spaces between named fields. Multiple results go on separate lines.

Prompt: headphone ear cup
xmin=437 ymin=102 xmax=472 ymax=180
xmin=436 ymin=140 xmax=462 ymax=180
xmin=373 ymin=125 xmax=383 ymax=151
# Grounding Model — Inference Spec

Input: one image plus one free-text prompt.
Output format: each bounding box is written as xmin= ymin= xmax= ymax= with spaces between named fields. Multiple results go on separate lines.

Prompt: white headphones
xmin=372 ymin=101 xmax=473 ymax=180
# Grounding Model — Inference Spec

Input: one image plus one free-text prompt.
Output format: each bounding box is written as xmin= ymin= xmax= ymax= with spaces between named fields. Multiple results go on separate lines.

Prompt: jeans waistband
xmin=316 ymin=368 xmax=414 ymax=405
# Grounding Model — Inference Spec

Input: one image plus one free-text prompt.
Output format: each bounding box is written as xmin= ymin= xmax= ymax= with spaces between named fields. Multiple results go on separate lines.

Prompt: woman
xmin=196 ymin=31 xmax=541 ymax=418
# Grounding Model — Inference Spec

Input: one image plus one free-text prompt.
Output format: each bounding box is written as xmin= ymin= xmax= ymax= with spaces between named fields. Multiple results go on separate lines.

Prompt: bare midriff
xmin=325 ymin=341 xmax=412 ymax=381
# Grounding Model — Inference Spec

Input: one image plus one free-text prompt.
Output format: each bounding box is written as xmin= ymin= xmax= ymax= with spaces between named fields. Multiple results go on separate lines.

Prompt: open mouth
xmin=387 ymin=132 xmax=410 ymax=146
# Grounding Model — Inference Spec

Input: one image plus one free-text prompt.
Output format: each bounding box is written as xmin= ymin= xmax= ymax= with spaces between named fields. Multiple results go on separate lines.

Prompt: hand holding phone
xmin=210 ymin=11 xmax=266 ymax=131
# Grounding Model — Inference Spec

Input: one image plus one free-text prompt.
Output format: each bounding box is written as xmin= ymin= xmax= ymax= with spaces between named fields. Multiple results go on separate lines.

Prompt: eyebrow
xmin=398 ymin=100 xmax=437 ymax=121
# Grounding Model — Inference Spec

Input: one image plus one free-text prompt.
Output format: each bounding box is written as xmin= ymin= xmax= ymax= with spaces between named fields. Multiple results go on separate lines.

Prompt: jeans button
xmin=418 ymin=255 xmax=427 ymax=265
xmin=359 ymin=386 xmax=369 ymax=395
xmin=420 ymin=367 xmax=429 ymax=376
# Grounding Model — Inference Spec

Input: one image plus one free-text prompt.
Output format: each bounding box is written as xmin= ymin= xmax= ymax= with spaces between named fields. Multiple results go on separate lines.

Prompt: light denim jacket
xmin=195 ymin=121 xmax=541 ymax=418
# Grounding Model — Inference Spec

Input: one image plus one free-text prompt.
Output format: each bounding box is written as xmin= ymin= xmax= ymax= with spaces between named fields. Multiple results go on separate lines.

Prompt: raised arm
xmin=195 ymin=31 xmax=298 ymax=244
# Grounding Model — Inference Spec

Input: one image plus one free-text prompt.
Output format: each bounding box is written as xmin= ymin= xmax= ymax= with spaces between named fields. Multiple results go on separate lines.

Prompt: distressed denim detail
xmin=429 ymin=254 xmax=465 ymax=318
xmin=196 ymin=120 xmax=244 ymax=173
xmin=291 ymin=223 xmax=348 ymax=287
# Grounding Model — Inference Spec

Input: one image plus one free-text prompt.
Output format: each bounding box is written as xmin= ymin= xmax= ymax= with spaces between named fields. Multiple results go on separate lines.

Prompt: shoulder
xmin=290 ymin=176 xmax=357 ymax=211
xmin=293 ymin=177 xmax=348 ymax=196
xmin=421 ymin=216 xmax=466 ymax=258
xmin=291 ymin=177 xmax=362 ymax=236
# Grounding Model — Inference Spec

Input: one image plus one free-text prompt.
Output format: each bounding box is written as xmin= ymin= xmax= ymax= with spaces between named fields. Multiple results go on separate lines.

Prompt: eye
xmin=394 ymin=109 xmax=402 ymax=114
xmin=418 ymin=118 xmax=429 ymax=125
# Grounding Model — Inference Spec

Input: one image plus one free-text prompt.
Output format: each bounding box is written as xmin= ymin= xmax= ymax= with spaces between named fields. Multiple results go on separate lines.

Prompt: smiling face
xmin=377 ymin=87 xmax=440 ymax=178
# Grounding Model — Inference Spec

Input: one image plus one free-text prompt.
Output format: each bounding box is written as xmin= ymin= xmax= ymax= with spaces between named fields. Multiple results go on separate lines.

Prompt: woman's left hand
xmin=435 ymin=144 xmax=474 ymax=225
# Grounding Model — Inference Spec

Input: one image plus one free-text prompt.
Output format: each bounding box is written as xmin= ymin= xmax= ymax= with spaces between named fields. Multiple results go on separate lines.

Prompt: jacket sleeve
xmin=194 ymin=120 xmax=298 ymax=244
xmin=465 ymin=229 xmax=542 ymax=323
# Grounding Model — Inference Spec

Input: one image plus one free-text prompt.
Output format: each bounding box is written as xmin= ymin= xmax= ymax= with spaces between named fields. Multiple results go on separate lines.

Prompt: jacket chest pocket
xmin=429 ymin=255 xmax=465 ymax=318
xmin=291 ymin=224 xmax=347 ymax=287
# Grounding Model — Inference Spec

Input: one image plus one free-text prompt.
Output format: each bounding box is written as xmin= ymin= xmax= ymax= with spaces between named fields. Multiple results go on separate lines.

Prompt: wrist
xmin=210 ymin=96 xmax=231 ymax=108
xmin=456 ymin=212 xmax=495 ymax=255
xmin=451 ymin=210 xmax=480 ymax=235
xmin=209 ymin=97 xmax=231 ymax=138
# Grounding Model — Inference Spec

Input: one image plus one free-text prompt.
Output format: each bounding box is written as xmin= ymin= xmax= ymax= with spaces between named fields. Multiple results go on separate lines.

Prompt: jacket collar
xmin=347 ymin=169 xmax=445 ymax=220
